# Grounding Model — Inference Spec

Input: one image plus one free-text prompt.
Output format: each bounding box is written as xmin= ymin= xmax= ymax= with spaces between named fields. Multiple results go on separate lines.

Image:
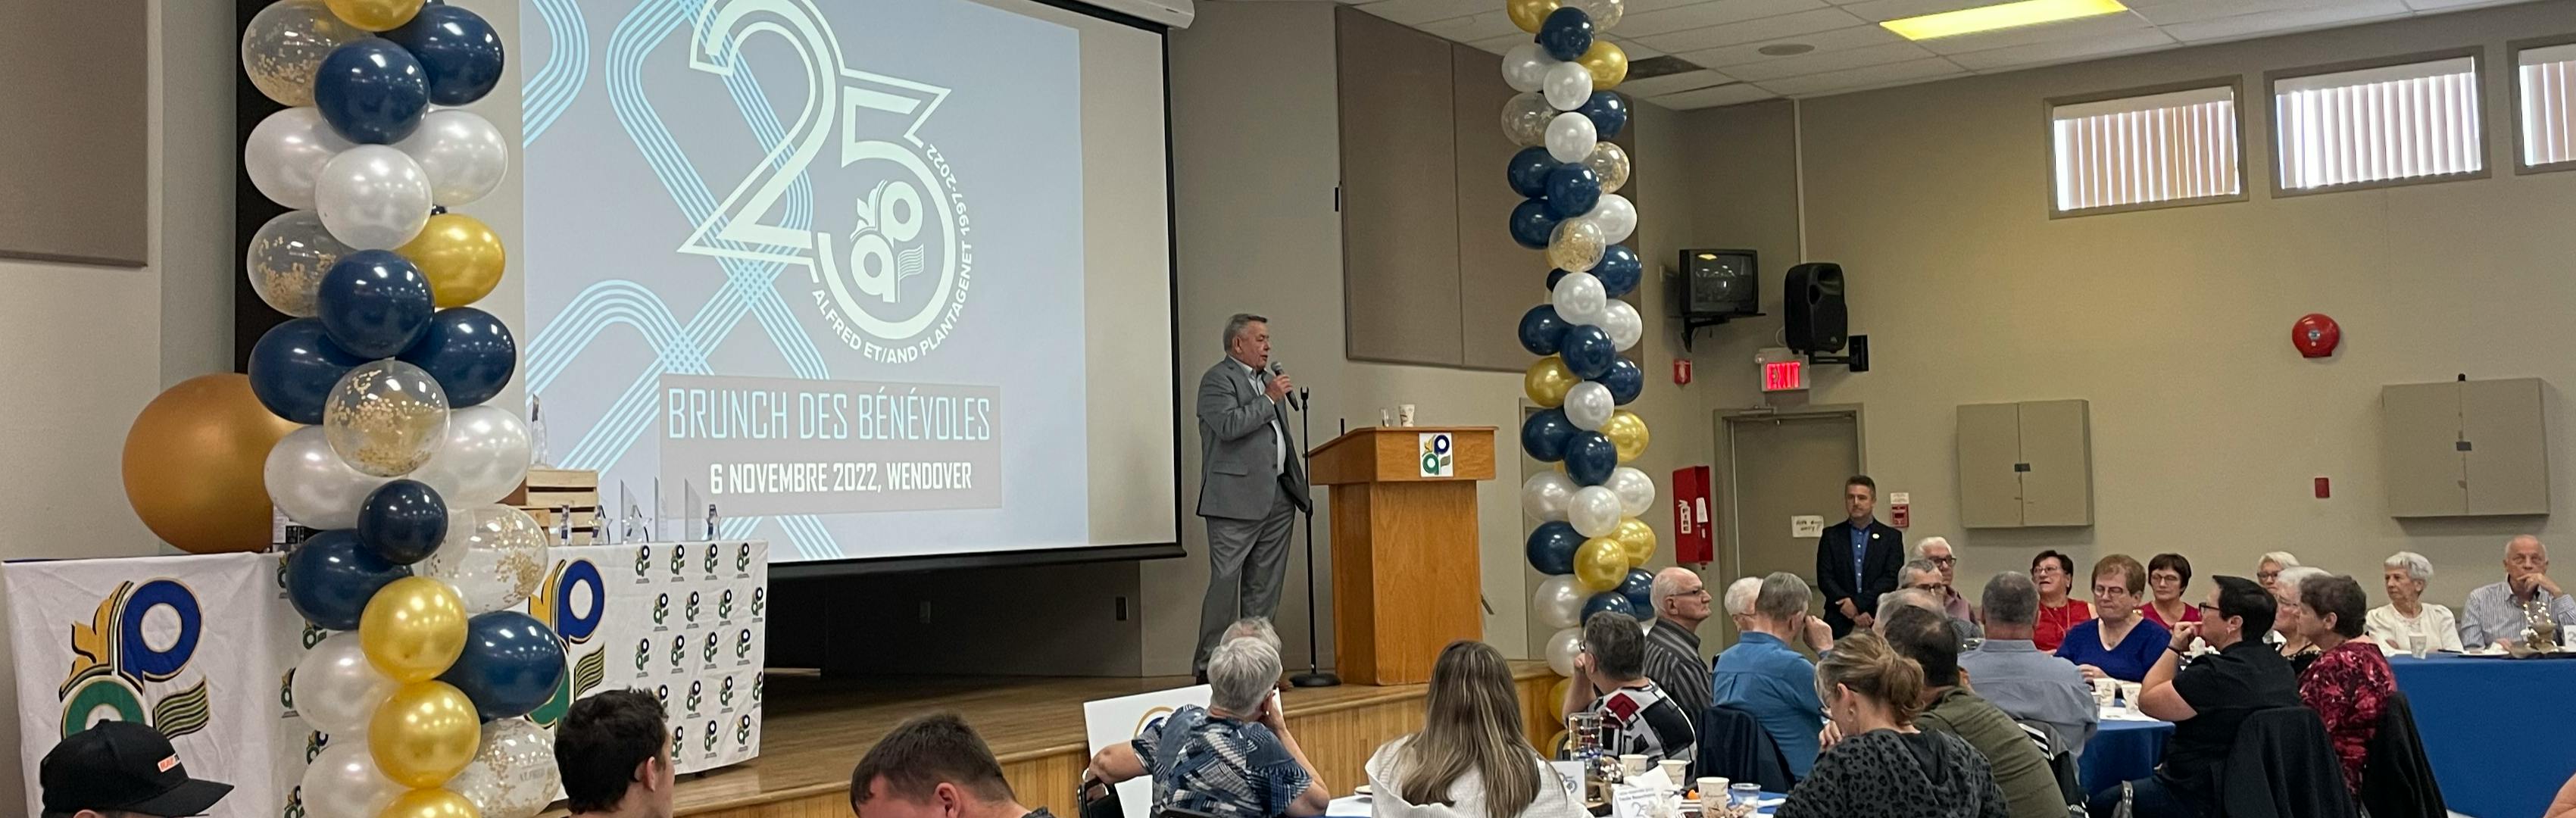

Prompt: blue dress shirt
xmin=1849 ymin=524 xmax=1869 ymax=591
xmin=1710 ymin=631 xmax=1825 ymax=778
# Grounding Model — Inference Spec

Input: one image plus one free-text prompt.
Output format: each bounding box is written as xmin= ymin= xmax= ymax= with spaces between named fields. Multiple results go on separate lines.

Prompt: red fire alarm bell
xmin=1672 ymin=358 xmax=1693 ymax=386
xmin=2293 ymin=314 xmax=2340 ymax=358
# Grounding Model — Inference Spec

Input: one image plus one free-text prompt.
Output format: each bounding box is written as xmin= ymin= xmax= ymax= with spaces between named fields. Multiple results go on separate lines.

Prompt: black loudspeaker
xmin=1680 ymin=249 xmax=1759 ymax=317
xmin=1783 ymin=262 xmax=1847 ymax=354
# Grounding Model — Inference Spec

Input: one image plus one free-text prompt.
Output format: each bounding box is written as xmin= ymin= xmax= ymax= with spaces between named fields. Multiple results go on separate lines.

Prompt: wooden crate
xmin=506 ymin=468 xmax=598 ymax=545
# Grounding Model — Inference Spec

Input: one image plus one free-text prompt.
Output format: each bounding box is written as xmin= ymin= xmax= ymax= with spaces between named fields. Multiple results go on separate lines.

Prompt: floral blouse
xmin=2297 ymin=639 xmax=2395 ymax=792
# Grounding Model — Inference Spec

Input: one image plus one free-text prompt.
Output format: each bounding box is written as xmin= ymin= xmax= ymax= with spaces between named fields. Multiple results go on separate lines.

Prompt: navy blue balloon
xmin=385 ymin=4 xmax=505 ymax=106
xmin=317 ymin=250 xmax=436 ymax=358
xmin=1594 ymin=245 xmax=1642 ymax=297
xmin=1602 ymin=358 xmax=1645 ymax=405
xmin=358 ymin=479 xmax=448 ymax=566
xmin=1616 ymin=568 xmax=1656 ymax=612
xmin=1510 ymin=198 xmax=1560 ymax=249
xmin=1522 ymin=407 xmax=1576 ymax=462
xmin=1560 ymin=325 xmax=1616 ymax=379
xmin=1547 ymin=268 xmax=1569 ymax=290
xmin=286 ymin=530 xmax=411 ymax=631
xmin=1565 ymin=432 xmax=1619 ymax=485
xmin=247 ymin=318 xmax=367 ymax=424
xmin=438 ymin=611 xmax=567 ymax=720
xmin=1518 ymin=304 xmax=1571 ymax=356
xmin=1507 ymin=146 xmax=1561 ymax=198
xmin=1582 ymin=591 xmax=1637 ymax=623
xmin=311 ymin=39 xmax=429 ymax=144
xmin=1580 ymin=92 xmax=1629 ymax=140
xmin=398 ymin=307 xmax=517 ymax=407
xmin=1544 ymin=164 xmax=1601 ymax=220
xmin=1527 ymin=521 xmax=1584 ymax=575
xmin=1538 ymin=7 xmax=1594 ymax=61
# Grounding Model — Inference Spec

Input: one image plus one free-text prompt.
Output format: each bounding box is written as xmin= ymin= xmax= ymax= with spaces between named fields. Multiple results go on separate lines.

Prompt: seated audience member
xmin=1641 ymin=567 xmax=1716 ymax=720
xmin=1913 ymin=537 xmax=1977 ymax=623
xmin=1722 ymin=576 xmax=1763 ymax=633
xmin=39 ymin=720 xmax=233 ymax=818
xmin=1883 ymin=606 xmax=2064 ymax=818
xmin=2143 ymin=554 xmax=2200 ymax=629
xmin=2256 ymin=551 xmax=2300 ymax=593
xmin=1088 ymin=638 xmax=1330 ymax=818
xmin=1900 ymin=561 xmax=1981 ymax=641
xmin=2056 ymin=554 xmax=2171 ymax=682
xmin=852 ymin=713 xmax=1054 ymax=818
xmin=2087 ymin=576 xmax=2300 ymax=818
xmin=2272 ymin=566 xmax=2329 ymax=675
xmin=1956 ymin=573 xmax=2097 ymax=757
xmin=1711 ymin=573 xmax=1837 ymax=778
xmin=1775 ymin=631 xmax=2009 ymax=818
xmin=1560 ymin=611 xmax=1698 ymax=765
xmin=2029 ymin=551 xmax=2090 ymax=652
xmin=2460 ymin=535 xmax=2576 ymax=648
xmin=2368 ymin=551 xmax=2462 ymax=655
xmin=559 ymin=689 xmax=677 ymax=818
xmin=1369 ymin=641 xmax=1580 ymax=818
xmin=1226 ymin=617 xmax=1283 ymax=651
xmin=2292 ymin=574 xmax=2394 ymax=796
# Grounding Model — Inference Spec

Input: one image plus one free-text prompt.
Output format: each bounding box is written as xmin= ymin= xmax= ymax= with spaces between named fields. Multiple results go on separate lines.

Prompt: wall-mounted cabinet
xmin=1957 ymin=399 xmax=2094 ymax=528
xmin=2382 ymin=378 xmax=2548 ymax=517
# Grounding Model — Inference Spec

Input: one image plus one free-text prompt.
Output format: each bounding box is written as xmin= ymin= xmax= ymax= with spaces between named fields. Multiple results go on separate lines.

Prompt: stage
xmin=637 ymin=661 xmax=1559 ymax=818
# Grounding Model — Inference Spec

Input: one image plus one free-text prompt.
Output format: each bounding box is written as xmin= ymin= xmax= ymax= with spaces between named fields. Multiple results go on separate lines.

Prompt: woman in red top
xmin=2142 ymin=553 xmax=2203 ymax=629
xmin=2291 ymin=573 xmax=2395 ymax=794
xmin=2030 ymin=551 xmax=2090 ymax=651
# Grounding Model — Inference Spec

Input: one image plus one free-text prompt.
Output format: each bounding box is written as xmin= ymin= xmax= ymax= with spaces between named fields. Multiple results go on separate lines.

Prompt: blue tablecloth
xmin=2390 ymin=653 xmax=2576 ymax=818
xmin=2078 ymin=717 xmax=2175 ymax=797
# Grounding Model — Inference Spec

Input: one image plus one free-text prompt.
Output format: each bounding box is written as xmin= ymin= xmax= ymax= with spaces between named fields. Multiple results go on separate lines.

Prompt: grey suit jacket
xmin=1195 ymin=358 xmax=1308 ymax=520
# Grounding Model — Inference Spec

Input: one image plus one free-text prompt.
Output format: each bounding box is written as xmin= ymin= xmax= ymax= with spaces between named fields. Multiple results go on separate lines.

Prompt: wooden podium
xmin=1307 ymin=426 xmax=1496 ymax=685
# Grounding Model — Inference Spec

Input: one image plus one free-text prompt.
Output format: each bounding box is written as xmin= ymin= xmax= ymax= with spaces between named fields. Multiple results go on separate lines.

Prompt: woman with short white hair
xmin=2366 ymin=551 xmax=2464 ymax=655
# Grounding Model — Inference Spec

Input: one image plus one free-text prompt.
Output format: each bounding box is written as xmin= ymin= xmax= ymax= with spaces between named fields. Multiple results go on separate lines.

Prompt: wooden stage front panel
xmin=648 ymin=661 xmax=1560 ymax=818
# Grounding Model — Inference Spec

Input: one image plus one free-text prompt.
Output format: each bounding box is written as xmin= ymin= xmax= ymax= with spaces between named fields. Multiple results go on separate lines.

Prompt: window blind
xmin=2050 ymin=86 xmax=2240 ymax=213
xmin=2520 ymin=43 xmax=2576 ymax=169
xmin=2275 ymin=55 xmax=2482 ymax=190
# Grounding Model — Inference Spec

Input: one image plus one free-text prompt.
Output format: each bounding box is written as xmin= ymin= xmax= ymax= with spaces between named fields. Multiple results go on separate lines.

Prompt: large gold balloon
xmin=398 ymin=214 xmax=506 ymax=308
xmin=1603 ymin=411 xmax=1649 ymax=462
xmin=1574 ymin=536 xmax=1627 ymax=592
xmin=1578 ymin=41 xmax=1629 ymax=89
xmin=1550 ymin=676 xmax=1573 ymax=709
xmin=378 ymin=788 xmax=480 ymax=818
xmin=1613 ymin=517 xmax=1656 ymax=564
xmin=242 ymin=0 xmax=365 ymax=107
xmin=324 ymin=0 xmax=423 ymax=31
xmin=361 ymin=577 xmax=467 ymax=682
xmin=1525 ymin=357 xmax=1577 ymax=407
xmin=370 ymin=681 xmax=480 ymax=789
xmin=121 ymin=374 xmax=300 ymax=554
xmin=1508 ymin=0 xmax=1561 ymax=33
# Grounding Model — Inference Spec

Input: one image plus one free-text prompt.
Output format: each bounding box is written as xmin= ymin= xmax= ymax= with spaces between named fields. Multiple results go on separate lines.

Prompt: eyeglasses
xmin=1927 ymin=556 xmax=1957 ymax=566
xmin=2256 ymin=570 xmax=2281 ymax=582
xmin=1680 ymin=586 xmax=1710 ymax=598
xmin=2092 ymin=584 xmax=2135 ymax=599
xmin=1909 ymin=582 xmax=1944 ymax=592
xmin=2032 ymin=565 xmax=2065 ymax=576
xmin=2195 ymin=602 xmax=2220 ymax=614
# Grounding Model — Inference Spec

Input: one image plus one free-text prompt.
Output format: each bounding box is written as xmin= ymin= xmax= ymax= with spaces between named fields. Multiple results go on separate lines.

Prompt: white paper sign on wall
xmin=1790 ymin=515 xmax=1826 ymax=538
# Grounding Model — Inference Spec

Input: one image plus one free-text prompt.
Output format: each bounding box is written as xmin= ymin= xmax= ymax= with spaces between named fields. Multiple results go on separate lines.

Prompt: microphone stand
xmin=1288 ymin=386 xmax=1339 ymax=688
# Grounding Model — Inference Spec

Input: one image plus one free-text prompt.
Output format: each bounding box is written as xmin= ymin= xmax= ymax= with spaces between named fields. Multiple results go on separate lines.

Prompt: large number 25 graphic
xmin=679 ymin=0 xmax=961 ymax=342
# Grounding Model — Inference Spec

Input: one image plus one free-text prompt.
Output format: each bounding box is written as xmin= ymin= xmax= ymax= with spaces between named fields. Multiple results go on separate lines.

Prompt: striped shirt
xmin=1641 ymin=617 xmax=1712 ymax=723
xmin=2459 ymin=580 xmax=2576 ymax=648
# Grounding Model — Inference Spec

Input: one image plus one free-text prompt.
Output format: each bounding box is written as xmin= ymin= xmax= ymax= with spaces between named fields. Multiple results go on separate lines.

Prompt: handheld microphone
xmin=1268 ymin=361 xmax=1302 ymax=410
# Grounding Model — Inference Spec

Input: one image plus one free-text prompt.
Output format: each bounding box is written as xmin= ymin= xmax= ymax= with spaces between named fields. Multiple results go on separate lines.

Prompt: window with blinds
xmin=2050 ymin=86 xmax=2241 ymax=214
xmin=2519 ymin=42 xmax=2576 ymax=170
xmin=2273 ymin=55 xmax=2484 ymax=192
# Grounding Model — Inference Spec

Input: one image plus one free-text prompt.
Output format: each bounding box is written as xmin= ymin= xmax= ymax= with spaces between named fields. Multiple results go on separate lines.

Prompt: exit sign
xmin=1762 ymin=359 xmax=1806 ymax=392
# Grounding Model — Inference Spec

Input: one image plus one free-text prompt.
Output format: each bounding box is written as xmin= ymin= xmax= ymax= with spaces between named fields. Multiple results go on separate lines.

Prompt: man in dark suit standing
xmin=1816 ymin=475 xmax=1902 ymax=638
xmin=1193 ymin=314 xmax=1311 ymax=679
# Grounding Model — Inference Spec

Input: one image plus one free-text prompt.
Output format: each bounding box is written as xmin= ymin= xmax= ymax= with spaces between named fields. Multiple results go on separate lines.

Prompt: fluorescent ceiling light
xmin=1880 ymin=0 xmax=2128 ymax=41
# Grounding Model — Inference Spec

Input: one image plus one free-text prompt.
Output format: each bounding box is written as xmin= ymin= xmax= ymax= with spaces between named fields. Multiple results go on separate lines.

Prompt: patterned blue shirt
xmin=2459 ymin=579 xmax=2576 ymax=648
xmin=1850 ymin=524 xmax=1869 ymax=590
xmin=1131 ymin=705 xmax=1311 ymax=818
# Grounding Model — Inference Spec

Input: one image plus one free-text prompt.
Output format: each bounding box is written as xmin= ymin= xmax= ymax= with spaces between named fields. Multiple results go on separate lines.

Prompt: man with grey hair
xmin=1898 ymin=560 xmax=1983 ymax=642
xmin=1193 ymin=314 xmax=1310 ymax=681
xmin=2460 ymin=535 xmax=2576 ymax=648
xmin=1710 ymin=573 xmax=1835 ymax=778
xmin=1563 ymin=611 xmax=1700 ymax=765
xmin=1085 ymin=638 xmax=1329 ymax=818
xmin=1912 ymin=536 xmax=1977 ymax=623
xmin=1955 ymin=571 xmax=2096 ymax=757
xmin=1641 ymin=567 xmax=1715 ymax=720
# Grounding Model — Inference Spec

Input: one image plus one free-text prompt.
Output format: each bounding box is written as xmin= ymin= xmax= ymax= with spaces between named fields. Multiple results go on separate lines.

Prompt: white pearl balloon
xmin=266 ymin=425 xmax=395 ymax=529
xmin=1534 ymin=575 xmax=1588 ymax=630
xmin=1608 ymin=467 xmax=1656 ymax=517
xmin=292 ymin=631 xmax=393 ymax=736
xmin=1602 ymin=301 xmax=1643 ymax=351
xmin=1552 ymin=270 xmax=1607 ymax=326
xmin=1564 ymin=381 xmax=1614 ymax=431
xmin=245 ymin=107 xmax=353 ymax=210
xmin=395 ymin=108 xmax=510 ymax=208
xmin=299 ymin=741 xmax=397 ymax=818
xmin=1545 ymin=111 xmax=1598 ymax=164
xmin=1546 ymin=626 xmax=1585 ymax=677
xmin=314 ymin=145 xmax=432 ymax=249
xmin=412 ymin=405 xmax=532 ymax=507
xmin=1523 ymin=471 xmax=1578 ymax=522
xmin=1502 ymin=43 xmax=1551 ymax=94
xmin=1569 ymin=485 xmax=1622 ymax=537
xmin=1584 ymin=193 xmax=1637 ymax=245
xmin=1544 ymin=60 xmax=1595 ymax=111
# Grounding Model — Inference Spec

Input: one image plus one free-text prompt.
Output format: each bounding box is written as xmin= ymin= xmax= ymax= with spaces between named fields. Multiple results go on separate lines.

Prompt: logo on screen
xmin=680 ymin=0 xmax=973 ymax=364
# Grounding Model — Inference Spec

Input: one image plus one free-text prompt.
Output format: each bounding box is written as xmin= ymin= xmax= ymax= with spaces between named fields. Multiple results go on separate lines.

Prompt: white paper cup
xmin=1697 ymin=778 xmax=1728 ymax=813
xmin=1620 ymin=754 xmax=1651 ymax=777
xmin=1399 ymin=404 xmax=1416 ymax=426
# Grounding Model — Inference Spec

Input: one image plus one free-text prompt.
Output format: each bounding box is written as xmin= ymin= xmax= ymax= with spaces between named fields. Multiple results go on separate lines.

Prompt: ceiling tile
xmin=1469 ymin=30 xmax=1538 ymax=52
xmin=1653 ymin=83 xmax=1782 ymax=107
xmin=1417 ymin=9 xmax=1527 ymax=42
xmin=1608 ymin=35 xmax=1668 ymax=59
xmin=1616 ymin=0 xmax=1834 ymax=36
xmin=2160 ymin=0 xmax=2407 ymax=42
xmin=1756 ymin=55 xmax=1966 ymax=94
xmin=1354 ymin=0 xmax=1512 ymax=26
xmin=1948 ymin=27 xmax=2177 ymax=70
xmin=1636 ymin=6 xmax=1874 ymax=52
xmin=1616 ymin=67 xmax=1741 ymax=95
xmin=2135 ymin=0 xmax=2354 ymax=26
xmin=1693 ymin=39 xmax=1939 ymax=79
xmin=1833 ymin=0 xmax=2014 ymax=23
xmin=1681 ymin=23 xmax=1907 ymax=67
xmin=2403 ymin=0 xmax=2532 ymax=8
xmin=1909 ymin=11 xmax=2155 ymax=55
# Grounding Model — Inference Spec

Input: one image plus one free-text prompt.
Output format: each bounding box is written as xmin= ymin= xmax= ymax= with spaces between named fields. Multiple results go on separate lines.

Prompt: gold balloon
xmin=1574 ymin=536 xmax=1626 ymax=592
xmin=325 ymin=0 xmax=423 ymax=31
xmin=1524 ymin=357 xmax=1577 ymax=407
xmin=1508 ymin=0 xmax=1561 ymax=33
xmin=1613 ymin=517 xmax=1656 ymax=564
xmin=1578 ymin=41 xmax=1629 ymax=89
xmin=398 ymin=214 xmax=506 ymax=308
xmin=242 ymin=0 xmax=365 ymax=107
xmin=1585 ymin=142 xmax=1631 ymax=195
xmin=361 ymin=577 xmax=467 ymax=682
xmin=378 ymin=788 xmax=480 ymax=818
xmin=1603 ymin=411 xmax=1649 ymax=462
xmin=121 ymin=374 xmax=300 ymax=554
xmin=1546 ymin=729 xmax=1569 ymax=754
xmin=371 ymin=681 xmax=481 ymax=788
xmin=1550 ymin=676 xmax=1573 ymax=708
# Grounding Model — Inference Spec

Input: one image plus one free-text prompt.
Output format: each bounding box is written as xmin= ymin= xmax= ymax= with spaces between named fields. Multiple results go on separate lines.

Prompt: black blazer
xmin=1815 ymin=519 xmax=1904 ymax=636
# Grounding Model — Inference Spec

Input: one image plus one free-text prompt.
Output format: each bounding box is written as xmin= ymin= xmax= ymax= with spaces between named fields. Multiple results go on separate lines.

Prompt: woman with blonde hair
xmin=1778 ymin=632 xmax=2008 ymax=818
xmin=1366 ymin=641 xmax=1579 ymax=818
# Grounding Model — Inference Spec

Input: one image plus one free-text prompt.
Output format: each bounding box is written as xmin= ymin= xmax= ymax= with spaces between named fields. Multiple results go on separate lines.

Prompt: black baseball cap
xmin=39 ymin=721 xmax=231 ymax=818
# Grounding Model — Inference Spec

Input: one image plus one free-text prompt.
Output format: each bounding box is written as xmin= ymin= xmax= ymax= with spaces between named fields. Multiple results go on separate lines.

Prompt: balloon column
xmin=239 ymin=2 xmax=561 ymax=817
xmin=1507 ymin=0 xmax=1656 ymax=688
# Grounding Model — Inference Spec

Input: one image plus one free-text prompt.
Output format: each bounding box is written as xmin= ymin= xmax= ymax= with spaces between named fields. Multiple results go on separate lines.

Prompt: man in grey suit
xmin=1194 ymin=314 xmax=1311 ymax=678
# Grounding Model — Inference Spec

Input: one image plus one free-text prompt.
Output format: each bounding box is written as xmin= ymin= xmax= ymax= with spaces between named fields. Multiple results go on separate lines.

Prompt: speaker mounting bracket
xmin=1806 ymin=335 xmax=1870 ymax=373
xmin=1680 ymin=313 xmax=1764 ymax=351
